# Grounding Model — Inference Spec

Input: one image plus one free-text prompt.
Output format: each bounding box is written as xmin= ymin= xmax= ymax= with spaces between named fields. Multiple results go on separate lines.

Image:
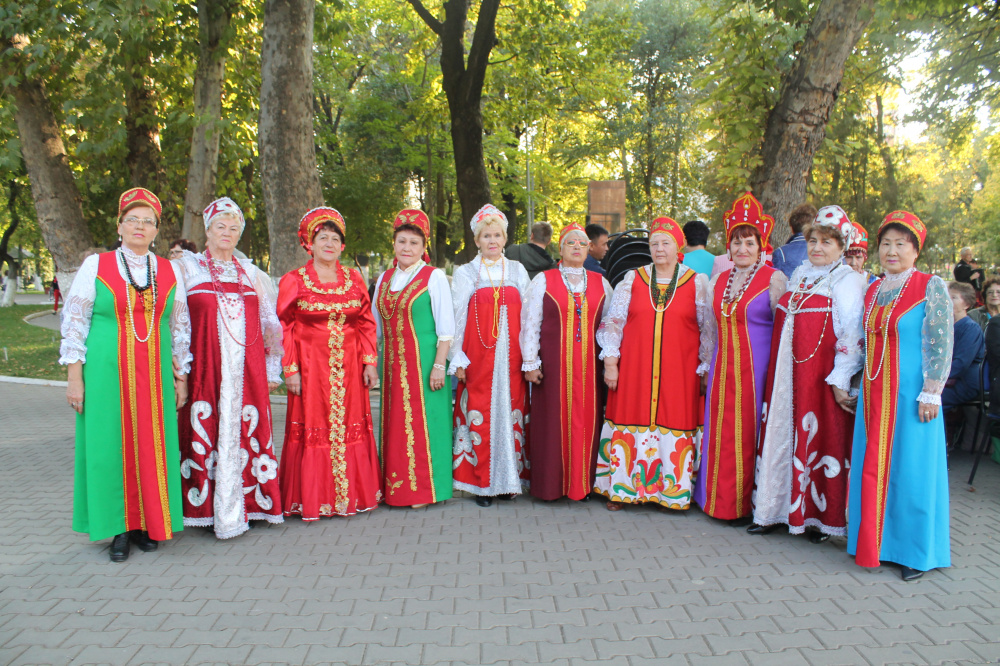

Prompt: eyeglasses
xmin=563 ymin=240 xmax=588 ymax=248
xmin=122 ymin=216 xmax=156 ymax=229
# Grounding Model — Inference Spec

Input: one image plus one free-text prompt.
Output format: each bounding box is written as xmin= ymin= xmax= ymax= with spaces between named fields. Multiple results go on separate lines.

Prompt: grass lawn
xmin=0 ymin=305 xmax=64 ymax=380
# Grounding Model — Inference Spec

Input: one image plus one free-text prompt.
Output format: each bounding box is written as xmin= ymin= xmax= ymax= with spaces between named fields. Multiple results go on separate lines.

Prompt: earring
xmin=118 ymin=235 xmax=122 ymax=242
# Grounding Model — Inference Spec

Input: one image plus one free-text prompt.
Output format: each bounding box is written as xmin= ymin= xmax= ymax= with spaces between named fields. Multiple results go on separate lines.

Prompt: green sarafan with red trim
xmin=73 ymin=251 xmax=183 ymax=542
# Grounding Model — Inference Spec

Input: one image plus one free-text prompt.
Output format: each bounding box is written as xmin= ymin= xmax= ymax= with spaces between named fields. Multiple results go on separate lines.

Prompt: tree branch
xmin=466 ymin=0 xmax=501 ymax=96
xmin=406 ymin=0 xmax=443 ymax=35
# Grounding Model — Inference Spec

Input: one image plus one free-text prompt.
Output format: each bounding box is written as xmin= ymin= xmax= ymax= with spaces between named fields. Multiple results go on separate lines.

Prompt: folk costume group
xmin=61 ymin=188 xmax=953 ymax=582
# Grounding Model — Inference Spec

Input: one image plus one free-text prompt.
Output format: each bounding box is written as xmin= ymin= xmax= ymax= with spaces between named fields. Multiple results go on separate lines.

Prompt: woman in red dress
xmin=277 ymin=208 xmax=382 ymax=519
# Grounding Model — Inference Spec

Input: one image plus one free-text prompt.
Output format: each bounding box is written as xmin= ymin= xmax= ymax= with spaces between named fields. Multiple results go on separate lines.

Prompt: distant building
xmin=587 ymin=181 xmax=626 ymax=234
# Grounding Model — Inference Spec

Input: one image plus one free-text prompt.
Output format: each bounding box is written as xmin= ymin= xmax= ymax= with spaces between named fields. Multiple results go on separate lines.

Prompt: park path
xmin=0 ymin=382 xmax=997 ymax=665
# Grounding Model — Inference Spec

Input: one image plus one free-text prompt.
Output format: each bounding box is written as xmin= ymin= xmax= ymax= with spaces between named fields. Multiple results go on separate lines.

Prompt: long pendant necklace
xmin=648 ymin=262 xmax=680 ymax=313
xmin=721 ymin=256 xmax=763 ymax=318
xmin=472 ymin=256 xmax=505 ymax=349
xmin=377 ymin=263 xmax=422 ymax=322
xmin=788 ymin=269 xmax=832 ymax=364
xmin=120 ymin=249 xmax=156 ymax=344
xmin=562 ymin=267 xmax=588 ymax=342
xmin=205 ymin=249 xmax=259 ymax=348
xmin=863 ymin=269 xmax=913 ymax=381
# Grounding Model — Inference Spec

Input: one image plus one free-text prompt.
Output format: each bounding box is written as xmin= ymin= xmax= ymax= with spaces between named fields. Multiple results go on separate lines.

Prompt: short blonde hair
xmin=475 ymin=214 xmax=508 ymax=243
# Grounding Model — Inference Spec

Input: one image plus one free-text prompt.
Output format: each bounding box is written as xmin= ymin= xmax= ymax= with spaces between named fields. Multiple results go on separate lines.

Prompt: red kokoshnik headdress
xmin=724 ymin=192 xmax=774 ymax=252
xmin=879 ymin=210 xmax=927 ymax=251
xmin=847 ymin=221 xmax=869 ymax=255
xmin=649 ymin=216 xmax=686 ymax=263
xmin=559 ymin=222 xmax=588 ymax=245
xmin=393 ymin=208 xmax=431 ymax=263
xmin=118 ymin=187 xmax=162 ymax=223
xmin=298 ymin=207 xmax=346 ymax=253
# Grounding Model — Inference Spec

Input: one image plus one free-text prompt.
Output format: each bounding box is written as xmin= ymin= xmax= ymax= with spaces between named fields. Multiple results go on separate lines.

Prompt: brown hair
xmin=948 ymin=281 xmax=977 ymax=310
xmin=982 ymin=277 xmax=1000 ymax=297
xmin=729 ymin=225 xmax=761 ymax=244
xmin=876 ymin=222 xmax=920 ymax=254
xmin=315 ymin=221 xmax=345 ymax=245
xmin=788 ymin=204 xmax=818 ymax=233
xmin=803 ymin=223 xmax=846 ymax=249
xmin=169 ymin=238 xmax=198 ymax=253
xmin=393 ymin=223 xmax=426 ymax=244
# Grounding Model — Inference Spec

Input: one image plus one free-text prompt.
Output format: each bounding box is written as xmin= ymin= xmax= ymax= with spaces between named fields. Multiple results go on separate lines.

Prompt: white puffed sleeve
xmin=596 ymin=270 xmax=635 ymax=359
xmin=372 ymin=272 xmax=386 ymax=342
xmin=825 ymin=267 xmax=865 ymax=391
xmin=447 ymin=263 xmax=476 ymax=373
xmin=919 ymin=276 xmax=955 ymax=405
xmin=696 ymin=272 xmax=714 ymax=375
xmin=428 ymin=268 xmax=455 ymax=342
xmin=768 ymin=270 xmax=788 ymax=313
xmin=252 ymin=266 xmax=283 ymax=383
xmin=168 ymin=260 xmax=193 ymax=374
xmin=59 ymin=254 xmax=100 ymax=365
xmin=519 ymin=273 xmax=547 ymax=371
xmin=600 ymin=276 xmax=613 ymax=318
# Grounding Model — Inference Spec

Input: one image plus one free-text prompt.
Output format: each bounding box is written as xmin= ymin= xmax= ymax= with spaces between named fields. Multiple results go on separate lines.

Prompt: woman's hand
xmin=363 ymin=365 xmax=379 ymax=389
xmin=429 ymin=366 xmax=446 ymax=391
xmin=175 ymin=375 xmax=188 ymax=409
xmin=918 ymin=402 xmax=939 ymax=423
xmin=525 ymin=369 xmax=543 ymax=385
xmin=267 ymin=381 xmax=280 ymax=392
xmin=286 ymin=373 xmax=302 ymax=396
xmin=67 ymin=362 xmax=84 ymax=414
xmin=604 ymin=358 xmax=619 ymax=391
xmin=832 ymin=386 xmax=857 ymax=414
xmin=455 ymin=367 xmax=466 ymax=383
xmin=700 ymin=373 xmax=708 ymax=396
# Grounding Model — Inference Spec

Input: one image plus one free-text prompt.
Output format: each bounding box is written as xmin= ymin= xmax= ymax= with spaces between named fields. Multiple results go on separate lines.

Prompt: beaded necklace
xmin=863 ymin=268 xmax=914 ymax=381
xmin=205 ymin=249 xmax=259 ymax=348
xmin=721 ymin=256 xmax=763 ymax=318
xmin=119 ymin=249 xmax=156 ymax=344
xmin=561 ymin=266 xmax=588 ymax=342
xmin=301 ymin=262 xmax=352 ymax=296
xmin=648 ymin=263 xmax=680 ymax=313
xmin=788 ymin=265 xmax=836 ymax=364
xmin=472 ymin=256 xmax=505 ymax=349
xmin=377 ymin=261 xmax=423 ymax=322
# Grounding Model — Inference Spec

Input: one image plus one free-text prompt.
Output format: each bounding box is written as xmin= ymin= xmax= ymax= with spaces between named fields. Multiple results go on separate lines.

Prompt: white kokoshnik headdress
xmin=203 ymin=197 xmax=246 ymax=235
xmin=469 ymin=204 xmax=508 ymax=236
xmin=813 ymin=205 xmax=855 ymax=251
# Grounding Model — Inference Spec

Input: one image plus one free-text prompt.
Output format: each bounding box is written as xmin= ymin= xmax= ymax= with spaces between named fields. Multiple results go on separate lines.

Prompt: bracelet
xmin=432 ymin=363 xmax=446 ymax=371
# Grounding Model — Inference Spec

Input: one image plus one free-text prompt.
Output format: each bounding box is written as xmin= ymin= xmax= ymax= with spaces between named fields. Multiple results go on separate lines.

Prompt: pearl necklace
xmin=648 ymin=263 xmax=680 ymax=313
xmin=119 ymin=249 xmax=156 ymax=344
xmin=472 ymin=256 xmax=505 ymax=349
xmin=863 ymin=268 xmax=914 ymax=381
xmin=721 ymin=257 xmax=762 ymax=318
xmin=205 ymin=249 xmax=259 ymax=348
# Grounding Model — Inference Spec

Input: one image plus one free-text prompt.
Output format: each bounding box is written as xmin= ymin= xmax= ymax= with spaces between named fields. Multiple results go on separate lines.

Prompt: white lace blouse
xmin=59 ymin=246 xmax=193 ymax=372
xmin=870 ymin=268 xmax=954 ymax=406
xmin=596 ymin=263 xmax=714 ymax=375
xmin=783 ymin=261 xmax=866 ymax=391
xmin=172 ymin=250 xmax=284 ymax=384
xmin=447 ymin=255 xmax=531 ymax=373
xmin=372 ymin=260 xmax=456 ymax=343
xmin=519 ymin=266 xmax=613 ymax=372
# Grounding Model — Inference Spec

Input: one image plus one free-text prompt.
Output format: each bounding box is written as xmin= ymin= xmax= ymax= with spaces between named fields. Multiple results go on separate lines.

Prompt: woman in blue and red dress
xmin=277 ymin=208 xmax=382 ymax=519
xmin=696 ymin=192 xmax=786 ymax=524
xmin=848 ymin=211 xmax=953 ymax=580
xmin=595 ymin=217 xmax=713 ymax=511
xmin=520 ymin=223 xmax=612 ymax=501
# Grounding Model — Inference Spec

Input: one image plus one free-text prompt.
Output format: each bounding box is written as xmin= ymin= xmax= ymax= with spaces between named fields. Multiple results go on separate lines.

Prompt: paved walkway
xmin=1 ymin=382 xmax=997 ymax=665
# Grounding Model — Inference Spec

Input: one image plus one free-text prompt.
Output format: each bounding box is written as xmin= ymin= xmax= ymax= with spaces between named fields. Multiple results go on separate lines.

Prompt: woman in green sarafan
xmin=373 ymin=209 xmax=455 ymax=507
xmin=60 ymin=187 xmax=192 ymax=562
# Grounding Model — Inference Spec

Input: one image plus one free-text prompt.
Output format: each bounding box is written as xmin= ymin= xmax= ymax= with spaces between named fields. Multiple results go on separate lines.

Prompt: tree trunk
xmin=182 ymin=0 xmax=234 ymax=249
xmin=749 ymin=0 xmax=875 ymax=242
xmin=408 ymin=0 xmax=501 ymax=262
xmin=259 ymin=0 xmax=324 ymax=278
xmin=8 ymin=69 xmax=96 ymax=286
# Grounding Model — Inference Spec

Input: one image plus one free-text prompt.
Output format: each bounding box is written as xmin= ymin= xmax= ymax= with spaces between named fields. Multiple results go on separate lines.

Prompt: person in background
xmin=843 ymin=220 xmax=876 ymax=283
xmin=681 ymin=220 xmax=715 ymax=276
xmin=168 ymin=239 xmax=198 ymax=260
xmin=954 ymin=247 xmax=982 ymax=291
xmin=969 ymin=278 xmax=1000 ymax=331
xmin=51 ymin=276 xmax=61 ymax=313
xmin=584 ymin=223 xmax=609 ymax=275
xmin=771 ymin=204 xmax=817 ymax=279
xmin=505 ymin=222 xmax=556 ymax=280
xmin=848 ymin=211 xmax=953 ymax=581
xmin=942 ymin=281 xmax=985 ymax=412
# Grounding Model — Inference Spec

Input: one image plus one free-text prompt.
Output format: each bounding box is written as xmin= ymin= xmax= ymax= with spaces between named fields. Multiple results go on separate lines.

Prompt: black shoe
xmin=109 ymin=533 xmax=130 ymax=562
xmin=130 ymin=530 xmax=158 ymax=552
xmin=496 ymin=493 xmax=515 ymax=501
xmin=808 ymin=531 xmax=830 ymax=544
xmin=900 ymin=566 xmax=924 ymax=581
xmin=475 ymin=496 xmax=493 ymax=507
xmin=747 ymin=523 xmax=780 ymax=535
xmin=728 ymin=516 xmax=752 ymax=527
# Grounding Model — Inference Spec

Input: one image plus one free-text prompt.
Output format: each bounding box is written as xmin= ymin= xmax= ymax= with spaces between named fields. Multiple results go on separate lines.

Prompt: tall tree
xmin=2 ymin=35 xmax=96 ymax=282
xmin=749 ymin=0 xmax=875 ymax=241
xmin=407 ymin=0 xmax=501 ymax=260
xmin=259 ymin=0 xmax=324 ymax=277
xmin=182 ymin=0 xmax=235 ymax=248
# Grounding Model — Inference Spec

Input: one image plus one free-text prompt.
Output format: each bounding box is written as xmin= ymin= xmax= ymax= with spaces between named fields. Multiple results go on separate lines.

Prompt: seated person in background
xmin=943 ymin=281 xmax=985 ymax=412
xmin=506 ymin=221 xmax=556 ymax=280
xmin=969 ymin=277 xmax=1000 ymax=331
xmin=584 ymin=223 xmax=609 ymax=275
xmin=771 ymin=203 xmax=817 ymax=278
xmin=681 ymin=220 xmax=715 ymax=276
